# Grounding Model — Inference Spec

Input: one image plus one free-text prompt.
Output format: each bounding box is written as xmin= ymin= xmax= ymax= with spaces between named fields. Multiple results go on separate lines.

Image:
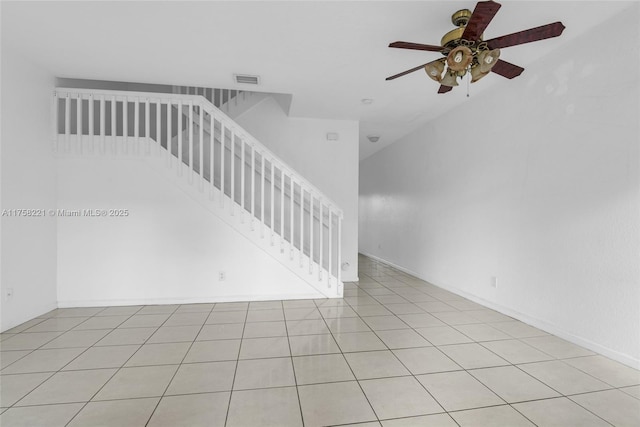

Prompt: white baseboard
xmin=56 ymin=292 xmax=329 ymax=308
xmin=358 ymin=252 xmax=640 ymax=370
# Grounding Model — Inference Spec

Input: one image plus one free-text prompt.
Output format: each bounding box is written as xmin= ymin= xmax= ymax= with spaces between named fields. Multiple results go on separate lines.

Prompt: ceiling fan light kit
xmin=386 ymin=0 xmax=565 ymax=93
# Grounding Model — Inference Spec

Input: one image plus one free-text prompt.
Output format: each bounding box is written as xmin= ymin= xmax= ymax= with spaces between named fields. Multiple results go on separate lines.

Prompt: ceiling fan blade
xmin=388 ymin=41 xmax=444 ymax=52
xmin=491 ymin=59 xmax=524 ymax=79
xmin=386 ymin=62 xmax=433 ymax=81
xmin=438 ymin=85 xmax=453 ymax=94
xmin=486 ymin=22 xmax=566 ymax=49
xmin=461 ymin=1 xmax=502 ymax=42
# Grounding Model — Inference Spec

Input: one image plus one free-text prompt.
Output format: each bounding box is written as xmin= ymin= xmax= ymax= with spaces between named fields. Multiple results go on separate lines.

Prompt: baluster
xmin=337 ymin=215 xmax=342 ymax=290
xmin=188 ymin=101 xmax=194 ymax=183
xmin=155 ymin=100 xmax=161 ymax=156
xmin=199 ymin=103 xmax=204 ymax=191
xmin=220 ymin=121 xmax=225 ymax=207
xmin=241 ymin=138 xmax=245 ymax=221
xmin=145 ymin=98 xmax=151 ymax=155
xmin=280 ymin=167 xmax=285 ymax=251
xmin=290 ymin=176 xmax=294 ymax=259
xmin=134 ymin=97 xmax=140 ymax=155
xmin=319 ymin=200 xmax=323 ymax=280
xmin=309 ymin=194 xmax=313 ymax=274
xmin=65 ymin=94 xmax=70 ymax=152
xmin=52 ymin=91 xmax=58 ymax=152
xmin=328 ymin=209 xmax=332 ymax=287
xmin=167 ymin=101 xmax=172 ymax=166
xmin=100 ymin=96 xmax=106 ymax=154
xmin=300 ymin=184 xmax=304 ymax=267
xmin=251 ymin=145 xmax=255 ymax=229
xmin=123 ymin=96 xmax=128 ymax=154
xmin=260 ymin=153 xmax=265 ymax=237
xmin=177 ymin=100 xmax=183 ymax=175
xmin=88 ymin=94 xmax=94 ymax=153
xmin=111 ymin=96 xmax=116 ymax=154
xmin=270 ymin=159 xmax=275 ymax=245
xmin=76 ymin=93 xmax=82 ymax=153
xmin=230 ymin=131 xmax=235 ymax=215
xmin=209 ymin=111 xmax=215 ymax=200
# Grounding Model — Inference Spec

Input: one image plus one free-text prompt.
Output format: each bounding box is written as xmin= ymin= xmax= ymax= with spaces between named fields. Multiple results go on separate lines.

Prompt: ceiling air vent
xmin=234 ymin=74 xmax=260 ymax=85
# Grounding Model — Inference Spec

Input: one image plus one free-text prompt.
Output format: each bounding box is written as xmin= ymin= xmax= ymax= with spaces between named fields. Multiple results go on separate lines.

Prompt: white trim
xmin=57 ymin=293 xmax=326 ymax=308
xmin=359 ymin=251 xmax=640 ymax=370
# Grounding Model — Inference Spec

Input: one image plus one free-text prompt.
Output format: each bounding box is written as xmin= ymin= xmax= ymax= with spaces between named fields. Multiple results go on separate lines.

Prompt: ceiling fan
xmin=386 ymin=0 xmax=565 ymax=93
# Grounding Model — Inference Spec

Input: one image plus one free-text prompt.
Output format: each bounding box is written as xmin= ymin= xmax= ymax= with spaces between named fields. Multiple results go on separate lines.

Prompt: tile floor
xmin=1 ymin=255 xmax=639 ymax=426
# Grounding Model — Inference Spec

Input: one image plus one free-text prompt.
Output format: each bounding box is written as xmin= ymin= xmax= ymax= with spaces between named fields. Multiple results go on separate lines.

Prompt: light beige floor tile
xmin=362 ymin=316 xmax=410 ymax=331
xmin=431 ymin=311 xmax=484 ymax=326
xmin=288 ymin=334 xmax=341 ymax=356
xmin=375 ymin=329 xmax=432 ymax=349
xmin=326 ymin=317 xmax=372 ymax=333
xmin=416 ymin=326 xmax=474 ymax=345
xmin=1 ymin=348 xmax=85 ymax=374
xmin=93 ymin=365 xmax=178 ymax=400
xmin=184 ymin=339 xmax=240 ymax=363
xmin=292 ymin=354 xmax=355 ymax=385
xmin=17 ymin=369 xmax=116 ymax=405
xmin=465 ymin=309 xmax=514 ymax=323
xmin=95 ymin=327 xmax=156 ymax=346
xmin=163 ymin=312 xmax=208 ymax=327
xmin=246 ymin=309 xmax=284 ymax=322
xmin=333 ymin=332 xmax=386 ymax=353
xmin=341 ymin=422 xmax=382 ymax=427
xmin=469 ymin=365 xmax=561 ymax=403
xmin=350 ymin=305 xmax=393 ymax=316
xmin=523 ymin=336 xmax=595 ymax=359
xmin=445 ymin=300 xmax=486 ymax=311
xmin=249 ymin=301 xmax=283 ymax=310
xmin=489 ymin=321 xmax=548 ymax=338
xmin=381 ymin=414 xmax=457 ymax=426
xmin=2 ymin=318 xmax=48 ymax=334
xmin=239 ymin=336 xmax=291 ymax=359
xmin=0 ymin=332 xmax=63 ymax=351
xmin=451 ymin=405 xmax=535 ymax=426
xmin=416 ymin=370 xmax=504 ymax=411
xmin=344 ymin=350 xmax=410 ymax=379
xmin=392 ymin=347 xmax=461 ymax=375
xmin=206 ymin=311 xmax=247 ymax=324
xmin=243 ymin=321 xmax=287 ymax=338
xmin=621 ymin=385 xmax=640 ymax=399
xmin=125 ymin=342 xmax=191 ymax=367
xmin=518 ymin=360 xmax=612 ymax=395
xmin=570 ymin=389 xmax=640 ymax=426
xmin=68 ymin=397 xmax=159 ymax=426
xmin=514 ymin=397 xmax=610 ymax=426
xmin=454 ymin=324 xmax=511 ymax=342
xmin=212 ymin=302 xmax=249 ymax=311
xmin=0 ymin=350 xmax=30 ymax=369
xmin=481 ymin=339 xmax=554 ymax=364
xmin=414 ymin=301 xmax=458 ymax=313
xmin=298 ymin=381 xmax=377 ymax=427
xmin=73 ymin=315 xmax=130 ymax=330
xmin=227 ymin=387 xmax=302 ymax=427
xmin=317 ymin=305 xmax=359 ymax=318
xmin=233 ymin=357 xmax=295 ymax=390
xmin=283 ymin=307 xmax=322 ymax=320
xmin=439 ymin=343 xmax=509 ymax=369
xmin=137 ymin=305 xmax=179 ymax=315
xmin=63 ymin=345 xmax=140 ymax=370
xmin=565 ymin=355 xmax=640 ymax=387
xmin=384 ymin=303 xmax=425 ymax=315
xmin=286 ymin=319 xmax=331 ymax=336
xmin=147 ymin=392 xmax=229 ymax=427
xmin=119 ymin=314 xmax=170 ymax=328
xmin=146 ymin=325 xmax=200 ymax=343
xmin=397 ymin=313 xmax=446 ymax=328
xmin=0 ymin=372 xmax=53 ymax=406
xmin=25 ymin=318 xmax=88 ymax=332
xmin=52 ymin=308 xmax=105 ymax=318
xmin=41 ymin=330 xmax=110 ymax=349
xmin=95 ymin=306 xmax=142 ymax=316
xmin=166 ymin=360 xmax=236 ymax=394
xmin=360 ymin=376 xmax=443 ymax=420
xmin=374 ymin=295 xmax=409 ymax=304
xmin=196 ymin=323 xmax=244 ymax=340
xmin=282 ymin=300 xmax=317 ymax=309
xmin=175 ymin=303 xmax=214 ymax=313
xmin=0 ymin=402 xmax=83 ymax=427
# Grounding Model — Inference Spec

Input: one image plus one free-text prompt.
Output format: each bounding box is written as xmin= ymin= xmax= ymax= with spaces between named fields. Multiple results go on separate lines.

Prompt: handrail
xmin=55 ymin=87 xmax=343 ymax=218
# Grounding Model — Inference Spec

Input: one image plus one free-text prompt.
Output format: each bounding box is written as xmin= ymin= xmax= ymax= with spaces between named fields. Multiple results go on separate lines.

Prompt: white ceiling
xmin=2 ymin=1 xmax=633 ymax=160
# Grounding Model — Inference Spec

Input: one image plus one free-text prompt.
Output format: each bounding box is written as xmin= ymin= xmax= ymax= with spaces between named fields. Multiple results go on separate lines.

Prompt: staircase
xmin=52 ymin=87 xmax=344 ymax=298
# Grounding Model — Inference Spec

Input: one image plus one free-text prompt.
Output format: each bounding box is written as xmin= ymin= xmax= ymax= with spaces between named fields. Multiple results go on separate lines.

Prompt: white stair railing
xmin=53 ymin=87 xmax=343 ymax=292
xmin=173 ymin=85 xmax=246 ymax=113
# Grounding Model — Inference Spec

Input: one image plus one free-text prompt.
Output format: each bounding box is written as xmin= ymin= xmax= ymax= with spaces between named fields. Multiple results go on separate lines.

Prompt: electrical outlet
xmin=5 ymin=288 xmax=14 ymax=301
xmin=218 ymin=271 xmax=226 ymax=281
xmin=491 ymin=276 xmax=498 ymax=289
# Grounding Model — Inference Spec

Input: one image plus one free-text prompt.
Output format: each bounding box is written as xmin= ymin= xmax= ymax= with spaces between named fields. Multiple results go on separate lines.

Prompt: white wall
xmin=56 ymin=152 xmax=326 ymax=306
xmin=0 ymin=48 xmax=58 ymax=331
xmin=235 ymin=96 xmax=360 ymax=281
xmin=359 ymin=5 xmax=639 ymax=367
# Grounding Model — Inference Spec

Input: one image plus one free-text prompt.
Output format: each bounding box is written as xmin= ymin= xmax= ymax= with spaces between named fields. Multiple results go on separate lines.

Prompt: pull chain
xmin=467 ymin=68 xmax=470 ymax=97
